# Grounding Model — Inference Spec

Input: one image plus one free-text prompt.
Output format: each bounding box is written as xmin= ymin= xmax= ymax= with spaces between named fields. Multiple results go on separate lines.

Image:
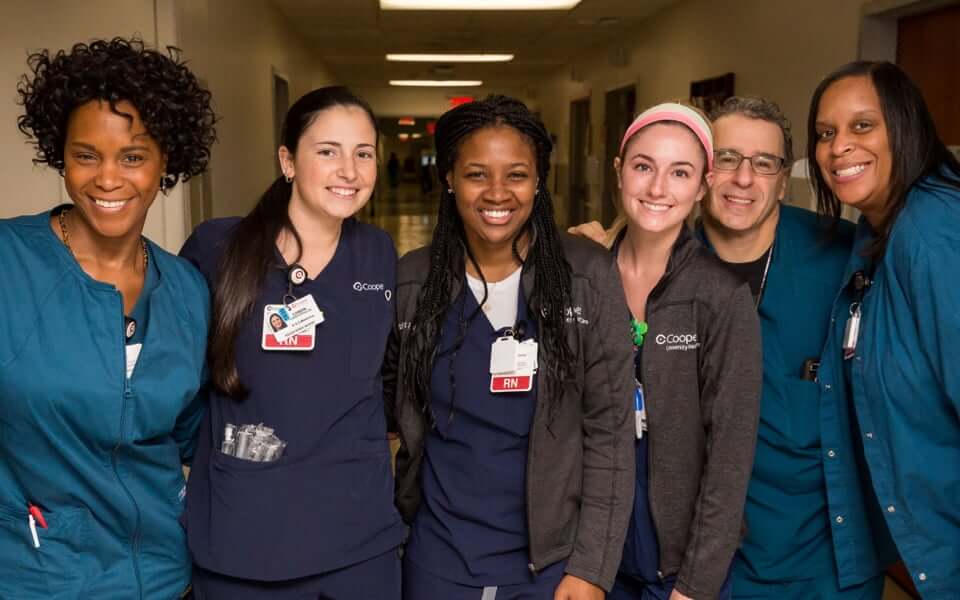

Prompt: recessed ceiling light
xmin=387 ymin=53 xmax=514 ymax=63
xmin=381 ymin=0 xmax=580 ymax=10
xmin=390 ymin=80 xmax=483 ymax=87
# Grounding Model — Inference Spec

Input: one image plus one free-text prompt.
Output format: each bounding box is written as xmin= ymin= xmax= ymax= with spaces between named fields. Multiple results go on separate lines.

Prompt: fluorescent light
xmin=387 ymin=53 xmax=514 ymax=63
xmin=381 ymin=0 xmax=580 ymax=9
xmin=390 ymin=80 xmax=483 ymax=87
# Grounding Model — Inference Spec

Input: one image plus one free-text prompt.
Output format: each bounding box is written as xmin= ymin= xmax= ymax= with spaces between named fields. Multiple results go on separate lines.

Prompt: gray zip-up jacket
xmin=616 ymin=226 xmax=762 ymax=599
xmin=383 ymin=232 xmax=636 ymax=591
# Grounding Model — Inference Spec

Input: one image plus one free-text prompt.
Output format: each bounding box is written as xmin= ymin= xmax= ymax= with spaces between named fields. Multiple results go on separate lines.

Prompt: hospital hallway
xmin=4 ymin=1 xmax=959 ymax=598
xmin=367 ymin=183 xmax=440 ymax=257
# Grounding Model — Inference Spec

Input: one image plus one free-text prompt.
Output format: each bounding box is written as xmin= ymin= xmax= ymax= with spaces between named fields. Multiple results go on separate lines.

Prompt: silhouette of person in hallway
xmin=387 ymin=152 xmax=399 ymax=189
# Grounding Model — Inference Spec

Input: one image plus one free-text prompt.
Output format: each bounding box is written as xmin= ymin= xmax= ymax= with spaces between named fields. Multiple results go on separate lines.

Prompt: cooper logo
xmin=354 ymin=281 xmax=390 ymax=301
xmin=353 ymin=281 xmax=385 ymax=292
xmin=655 ymin=332 xmax=700 ymax=352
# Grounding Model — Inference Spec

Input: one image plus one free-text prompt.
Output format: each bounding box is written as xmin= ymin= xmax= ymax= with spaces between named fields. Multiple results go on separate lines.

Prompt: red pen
xmin=28 ymin=504 xmax=47 ymax=529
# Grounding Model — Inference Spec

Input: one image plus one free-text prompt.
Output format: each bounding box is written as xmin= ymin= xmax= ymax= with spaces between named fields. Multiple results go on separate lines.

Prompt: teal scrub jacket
xmin=0 ymin=210 xmax=209 ymax=599
xmin=700 ymin=205 xmax=892 ymax=591
xmin=819 ymin=175 xmax=960 ymax=598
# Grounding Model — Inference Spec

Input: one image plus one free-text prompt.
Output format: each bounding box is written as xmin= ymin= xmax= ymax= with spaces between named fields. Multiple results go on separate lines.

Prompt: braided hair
xmin=400 ymin=95 xmax=575 ymax=428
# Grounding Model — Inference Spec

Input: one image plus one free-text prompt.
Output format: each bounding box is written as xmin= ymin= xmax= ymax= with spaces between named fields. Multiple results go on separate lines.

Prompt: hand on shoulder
xmin=567 ymin=221 xmax=607 ymax=245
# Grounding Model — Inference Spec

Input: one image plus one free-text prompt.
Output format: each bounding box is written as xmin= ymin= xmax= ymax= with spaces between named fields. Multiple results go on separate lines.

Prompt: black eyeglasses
xmin=713 ymin=149 xmax=785 ymax=175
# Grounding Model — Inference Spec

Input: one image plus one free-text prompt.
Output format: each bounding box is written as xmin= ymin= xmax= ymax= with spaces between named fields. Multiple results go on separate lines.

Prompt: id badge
xmin=262 ymin=304 xmax=315 ymax=351
xmin=634 ymin=381 xmax=647 ymax=439
xmin=490 ymin=336 xmax=536 ymax=393
xmin=272 ymin=294 xmax=325 ymax=343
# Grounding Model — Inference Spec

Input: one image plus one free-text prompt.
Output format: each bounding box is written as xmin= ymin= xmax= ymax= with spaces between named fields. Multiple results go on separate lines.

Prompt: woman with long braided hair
xmin=384 ymin=95 xmax=636 ymax=599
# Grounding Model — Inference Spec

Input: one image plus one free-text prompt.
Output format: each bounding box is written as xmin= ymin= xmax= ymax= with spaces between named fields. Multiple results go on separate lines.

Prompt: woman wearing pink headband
xmin=604 ymin=103 xmax=762 ymax=600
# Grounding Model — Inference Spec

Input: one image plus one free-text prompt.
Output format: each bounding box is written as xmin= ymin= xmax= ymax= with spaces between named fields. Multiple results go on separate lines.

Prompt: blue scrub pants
xmin=730 ymin=572 xmax=884 ymax=600
xmin=192 ymin=547 xmax=401 ymax=600
xmin=403 ymin=556 xmax=567 ymax=600
xmin=608 ymin=572 xmax=732 ymax=600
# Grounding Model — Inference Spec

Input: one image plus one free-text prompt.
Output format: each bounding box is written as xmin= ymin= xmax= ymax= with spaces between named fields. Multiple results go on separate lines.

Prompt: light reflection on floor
xmin=362 ymin=183 xmax=439 ymax=257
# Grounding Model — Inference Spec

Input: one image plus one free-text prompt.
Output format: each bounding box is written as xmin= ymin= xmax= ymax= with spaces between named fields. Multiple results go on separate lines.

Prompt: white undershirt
xmin=465 ymin=267 xmax=522 ymax=331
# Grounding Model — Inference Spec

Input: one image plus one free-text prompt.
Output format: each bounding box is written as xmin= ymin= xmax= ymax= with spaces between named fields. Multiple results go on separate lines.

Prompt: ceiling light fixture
xmin=387 ymin=53 xmax=514 ymax=63
xmin=390 ymin=80 xmax=483 ymax=87
xmin=381 ymin=0 xmax=581 ymax=10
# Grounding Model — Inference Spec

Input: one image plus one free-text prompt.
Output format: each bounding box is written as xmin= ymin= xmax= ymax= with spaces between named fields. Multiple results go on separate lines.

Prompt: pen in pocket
xmin=27 ymin=504 xmax=47 ymax=549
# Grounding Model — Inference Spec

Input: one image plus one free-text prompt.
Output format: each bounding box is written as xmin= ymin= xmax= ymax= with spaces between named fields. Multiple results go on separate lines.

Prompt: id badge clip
xmin=843 ymin=271 xmax=871 ymax=361
xmin=489 ymin=334 xmax=538 ymax=393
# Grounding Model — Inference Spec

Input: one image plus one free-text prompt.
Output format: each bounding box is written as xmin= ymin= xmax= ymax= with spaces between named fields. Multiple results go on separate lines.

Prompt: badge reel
xmin=634 ymin=379 xmax=647 ymax=439
xmin=261 ymin=264 xmax=325 ymax=351
xmin=489 ymin=328 xmax=538 ymax=393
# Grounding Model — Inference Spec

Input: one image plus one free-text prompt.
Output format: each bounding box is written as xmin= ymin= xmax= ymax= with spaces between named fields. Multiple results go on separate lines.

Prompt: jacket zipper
xmin=111 ymin=290 xmax=143 ymax=599
xmin=640 ymin=351 xmax=665 ymax=580
xmin=525 ymin=378 xmax=543 ymax=575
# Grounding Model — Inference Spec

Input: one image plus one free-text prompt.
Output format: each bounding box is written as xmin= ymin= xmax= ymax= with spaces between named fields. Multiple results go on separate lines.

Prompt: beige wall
xmin=530 ymin=0 xmax=870 ymax=224
xmin=177 ymin=0 xmax=339 ymax=221
xmin=1 ymin=0 xmax=338 ymax=251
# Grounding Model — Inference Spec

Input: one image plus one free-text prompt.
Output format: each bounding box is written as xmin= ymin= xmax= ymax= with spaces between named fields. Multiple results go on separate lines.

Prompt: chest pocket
xmin=349 ymin=292 xmax=393 ymax=379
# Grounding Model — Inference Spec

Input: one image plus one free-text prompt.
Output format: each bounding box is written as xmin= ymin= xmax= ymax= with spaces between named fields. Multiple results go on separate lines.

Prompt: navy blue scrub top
xmin=618 ymin=345 xmax=660 ymax=582
xmin=406 ymin=283 xmax=538 ymax=586
xmin=179 ymin=217 xmax=405 ymax=582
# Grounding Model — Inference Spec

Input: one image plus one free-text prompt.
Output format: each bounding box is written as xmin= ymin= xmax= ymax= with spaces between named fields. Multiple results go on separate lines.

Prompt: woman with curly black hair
xmin=0 ymin=37 xmax=216 ymax=599
xmin=384 ymin=95 xmax=636 ymax=599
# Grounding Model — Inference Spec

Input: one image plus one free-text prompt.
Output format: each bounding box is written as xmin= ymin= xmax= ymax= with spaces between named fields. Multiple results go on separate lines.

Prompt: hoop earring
xmin=285 ymin=174 xmax=294 ymax=183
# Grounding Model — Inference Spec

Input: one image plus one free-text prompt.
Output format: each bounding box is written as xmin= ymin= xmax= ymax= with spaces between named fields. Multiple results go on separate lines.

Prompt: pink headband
xmin=619 ymin=102 xmax=714 ymax=171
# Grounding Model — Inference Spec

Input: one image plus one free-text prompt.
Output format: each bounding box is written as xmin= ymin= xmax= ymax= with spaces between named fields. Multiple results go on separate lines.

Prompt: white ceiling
xmin=272 ymin=0 xmax=677 ymax=87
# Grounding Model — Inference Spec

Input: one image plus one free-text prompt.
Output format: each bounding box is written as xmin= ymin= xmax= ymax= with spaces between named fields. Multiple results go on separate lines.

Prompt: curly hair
xmin=16 ymin=37 xmax=216 ymax=185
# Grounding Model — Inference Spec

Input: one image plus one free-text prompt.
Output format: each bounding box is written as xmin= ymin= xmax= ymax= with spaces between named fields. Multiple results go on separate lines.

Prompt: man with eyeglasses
xmin=570 ymin=96 xmax=885 ymax=598
xmin=699 ymin=97 xmax=885 ymax=600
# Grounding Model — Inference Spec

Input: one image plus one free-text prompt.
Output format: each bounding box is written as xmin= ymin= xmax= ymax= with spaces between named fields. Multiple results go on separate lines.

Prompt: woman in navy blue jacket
xmin=809 ymin=61 xmax=960 ymax=597
xmin=180 ymin=87 xmax=405 ymax=599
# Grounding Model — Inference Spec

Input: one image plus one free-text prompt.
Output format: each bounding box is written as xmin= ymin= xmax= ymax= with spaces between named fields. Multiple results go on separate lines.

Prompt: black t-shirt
xmin=718 ymin=246 xmax=772 ymax=304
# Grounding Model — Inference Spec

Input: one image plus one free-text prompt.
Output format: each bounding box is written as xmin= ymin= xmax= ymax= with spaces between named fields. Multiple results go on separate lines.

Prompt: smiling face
xmin=814 ymin=75 xmax=893 ymax=220
xmin=447 ymin=125 xmax=538 ymax=255
xmin=63 ymin=99 xmax=166 ymax=241
xmin=615 ymin=122 xmax=710 ymax=236
xmin=280 ymin=105 xmax=377 ymax=222
xmin=704 ymin=114 xmax=786 ymax=237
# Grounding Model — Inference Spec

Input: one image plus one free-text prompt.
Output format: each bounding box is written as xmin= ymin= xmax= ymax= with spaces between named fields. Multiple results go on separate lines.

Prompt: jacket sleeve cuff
xmin=674 ymin=572 xmax=718 ymax=600
xmin=564 ymin=559 xmax=615 ymax=593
